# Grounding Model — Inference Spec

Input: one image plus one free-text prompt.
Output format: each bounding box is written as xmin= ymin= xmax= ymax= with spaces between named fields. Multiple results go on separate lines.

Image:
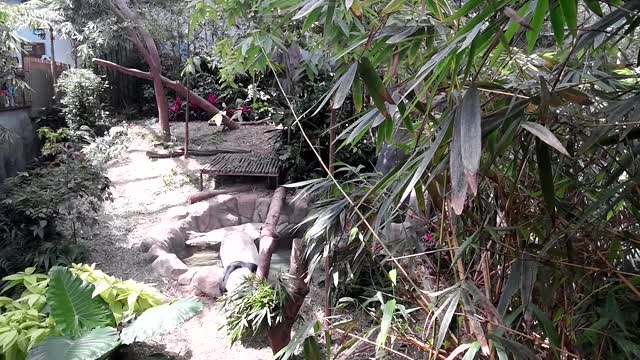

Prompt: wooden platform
xmin=199 ymin=153 xmax=282 ymax=190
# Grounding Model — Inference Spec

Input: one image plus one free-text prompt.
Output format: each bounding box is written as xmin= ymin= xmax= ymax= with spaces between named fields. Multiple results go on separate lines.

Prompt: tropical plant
xmin=0 ymin=266 xmax=203 ymax=360
xmin=0 ymin=158 xmax=112 ymax=277
xmin=191 ymin=0 xmax=640 ymax=357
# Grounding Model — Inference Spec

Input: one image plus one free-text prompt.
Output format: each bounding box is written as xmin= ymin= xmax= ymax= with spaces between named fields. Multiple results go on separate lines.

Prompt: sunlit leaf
xmin=332 ymin=63 xmax=358 ymax=109
xmin=521 ymin=121 xmax=570 ymax=156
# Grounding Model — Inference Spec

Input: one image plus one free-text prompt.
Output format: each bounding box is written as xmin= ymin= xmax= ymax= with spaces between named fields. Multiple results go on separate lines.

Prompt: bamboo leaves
xmin=332 ymin=63 xmax=358 ymax=109
xmin=450 ymin=85 xmax=482 ymax=215
xmin=460 ymin=85 xmax=482 ymax=195
xmin=521 ymin=122 xmax=570 ymax=156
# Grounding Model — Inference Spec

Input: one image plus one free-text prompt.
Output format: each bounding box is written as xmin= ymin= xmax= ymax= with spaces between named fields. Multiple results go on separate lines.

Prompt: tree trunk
xmin=266 ymin=238 xmax=309 ymax=354
xmin=256 ymin=186 xmax=287 ymax=280
xmin=324 ymin=107 xmax=337 ymax=330
xmin=108 ymin=0 xmax=171 ymax=140
xmin=93 ymin=59 xmax=239 ymax=129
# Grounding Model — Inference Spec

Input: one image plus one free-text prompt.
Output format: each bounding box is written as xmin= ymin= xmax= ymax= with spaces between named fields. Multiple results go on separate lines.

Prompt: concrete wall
xmin=0 ymin=109 xmax=37 ymax=182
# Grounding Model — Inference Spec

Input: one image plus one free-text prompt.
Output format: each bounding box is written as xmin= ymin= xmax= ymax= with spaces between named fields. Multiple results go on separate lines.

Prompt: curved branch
xmin=94 ymin=58 xmax=239 ymax=129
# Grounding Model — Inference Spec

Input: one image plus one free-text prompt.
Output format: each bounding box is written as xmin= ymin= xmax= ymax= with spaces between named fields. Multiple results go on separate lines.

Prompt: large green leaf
xmin=27 ymin=327 xmax=119 ymax=360
xmin=119 ymin=299 xmax=203 ymax=345
xmin=358 ymin=57 xmax=392 ymax=118
xmin=47 ymin=267 xmax=114 ymax=337
xmin=450 ymin=103 xmax=468 ymax=215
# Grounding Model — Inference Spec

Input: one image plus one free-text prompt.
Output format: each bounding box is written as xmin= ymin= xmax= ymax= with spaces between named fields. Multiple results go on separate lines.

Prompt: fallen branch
xmin=209 ymin=118 xmax=272 ymax=127
xmin=267 ymin=238 xmax=309 ymax=354
xmin=256 ymin=187 xmax=287 ymax=280
xmin=187 ymin=185 xmax=255 ymax=204
xmin=146 ymin=147 xmax=250 ymax=159
xmin=94 ymin=58 xmax=239 ymax=130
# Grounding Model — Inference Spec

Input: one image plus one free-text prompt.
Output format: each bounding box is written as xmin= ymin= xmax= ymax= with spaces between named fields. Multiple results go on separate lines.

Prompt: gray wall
xmin=0 ymin=109 xmax=38 ymax=182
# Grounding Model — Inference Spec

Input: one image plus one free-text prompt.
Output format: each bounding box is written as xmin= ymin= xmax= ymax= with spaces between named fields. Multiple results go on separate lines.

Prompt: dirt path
xmin=86 ymin=120 xmax=277 ymax=359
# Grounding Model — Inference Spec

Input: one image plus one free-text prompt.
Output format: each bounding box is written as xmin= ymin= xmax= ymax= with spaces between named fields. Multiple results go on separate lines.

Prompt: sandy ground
xmin=86 ymin=120 xmax=281 ymax=359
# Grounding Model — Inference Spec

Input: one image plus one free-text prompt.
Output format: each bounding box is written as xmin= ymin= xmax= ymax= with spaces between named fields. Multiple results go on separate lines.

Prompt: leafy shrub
xmin=0 ymin=265 xmax=203 ymax=360
xmin=56 ymin=69 xmax=108 ymax=130
xmin=0 ymin=159 xmax=112 ymax=277
xmin=80 ymin=124 xmax=129 ymax=166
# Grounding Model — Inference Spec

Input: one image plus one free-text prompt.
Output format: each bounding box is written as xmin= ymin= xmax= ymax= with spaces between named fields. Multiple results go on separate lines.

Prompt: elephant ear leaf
xmin=47 ymin=267 xmax=114 ymax=337
xmin=120 ymin=299 xmax=203 ymax=345
xmin=27 ymin=327 xmax=119 ymax=360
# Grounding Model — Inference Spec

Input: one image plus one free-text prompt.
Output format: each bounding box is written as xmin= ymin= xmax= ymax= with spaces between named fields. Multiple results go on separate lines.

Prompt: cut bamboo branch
xmin=256 ymin=186 xmax=287 ymax=280
xmin=93 ymin=58 xmax=239 ymax=130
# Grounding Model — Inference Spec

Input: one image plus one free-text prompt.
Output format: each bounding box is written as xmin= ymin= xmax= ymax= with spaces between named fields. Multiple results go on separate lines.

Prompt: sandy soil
xmin=86 ymin=120 xmax=281 ymax=359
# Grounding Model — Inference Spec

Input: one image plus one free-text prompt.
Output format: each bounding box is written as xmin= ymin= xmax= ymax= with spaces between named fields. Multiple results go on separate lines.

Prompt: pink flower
xmin=225 ymin=108 xmax=235 ymax=117
xmin=424 ymin=232 xmax=433 ymax=242
xmin=169 ymin=98 xmax=182 ymax=113
xmin=374 ymin=243 xmax=382 ymax=254
xmin=240 ymin=104 xmax=250 ymax=113
xmin=207 ymin=94 xmax=218 ymax=105
xmin=189 ymin=101 xmax=199 ymax=110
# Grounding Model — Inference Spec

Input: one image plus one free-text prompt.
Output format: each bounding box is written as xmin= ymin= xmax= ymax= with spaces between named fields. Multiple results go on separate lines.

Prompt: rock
xmin=177 ymin=269 xmax=198 ymax=286
xmin=144 ymin=244 xmax=168 ymax=262
xmin=252 ymin=197 xmax=271 ymax=222
xmin=193 ymin=266 xmax=224 ymax=298
xmin=164 ymin=206 xmax=189 ymax=221
xmin=235 ymin=193 xmax=258 ymax=224
xmin=151 ymin=252 xmax=188 ymax=280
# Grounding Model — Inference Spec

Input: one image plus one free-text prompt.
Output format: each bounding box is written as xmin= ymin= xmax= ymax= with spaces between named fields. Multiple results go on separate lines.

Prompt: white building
xmin=4 ymin=0 xmax=76 ymax=68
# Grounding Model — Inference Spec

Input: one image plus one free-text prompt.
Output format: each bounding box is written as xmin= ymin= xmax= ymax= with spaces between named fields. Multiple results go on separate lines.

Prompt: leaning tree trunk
xmin=108 ymin=0 xmax=171 ymax=140
xmin=93 ymin=59 xmax=239 ymax=130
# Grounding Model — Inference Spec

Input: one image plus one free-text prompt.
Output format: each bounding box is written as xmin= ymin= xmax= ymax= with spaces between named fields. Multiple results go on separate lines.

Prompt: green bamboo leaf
xmin=292 ymin=0 xmax=325 ymax=20
xmin=324 ymin=0 xmax=336 ymax=40
xmin=352 ymin=76 xmax=363 ymax=112
xmin=460 ymin=85 xmax=482 ymax=195
xmin=526 ymin=0 xmax=549 ymax=53
xmin=558 ymin=0 xmax=577 ymax=35
xmin=302 ymin=336 xmax=322 ymax=360
xmin=450 ymin=104 xmax=468 ymax=215
xmin=583 ymin=0 xmax=603 ymax=16
xmin=497 ymin=258 xmax=522 ymax=316
xmin=447 ymin=0 xmax=485 ymax=22
xmin=549 ymin=0 xmax=565 ymax=45
xmin=529 ymin=304 xmax=561 ymax=348
xmin=521 ymin=121 xmax=570 ymax=156
xmin=302 ymin=7 xmax=323 ymax=32
xmin=332 ymin=63 xmax=358 ymax=109
xmin=436 ymin=291 xmax=461 ymax=350
xmin=382 ymin=0 xmax=404 ymax=15
xmin=358 ymin=57 xmax=391 ymax=118
xmin=535 ymin=138 xmax=556 ymax=218
xmin=375 ymin=299 xmax=396 ymax=353
xmin=462 ymin=342 xmax=481 ymax=360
